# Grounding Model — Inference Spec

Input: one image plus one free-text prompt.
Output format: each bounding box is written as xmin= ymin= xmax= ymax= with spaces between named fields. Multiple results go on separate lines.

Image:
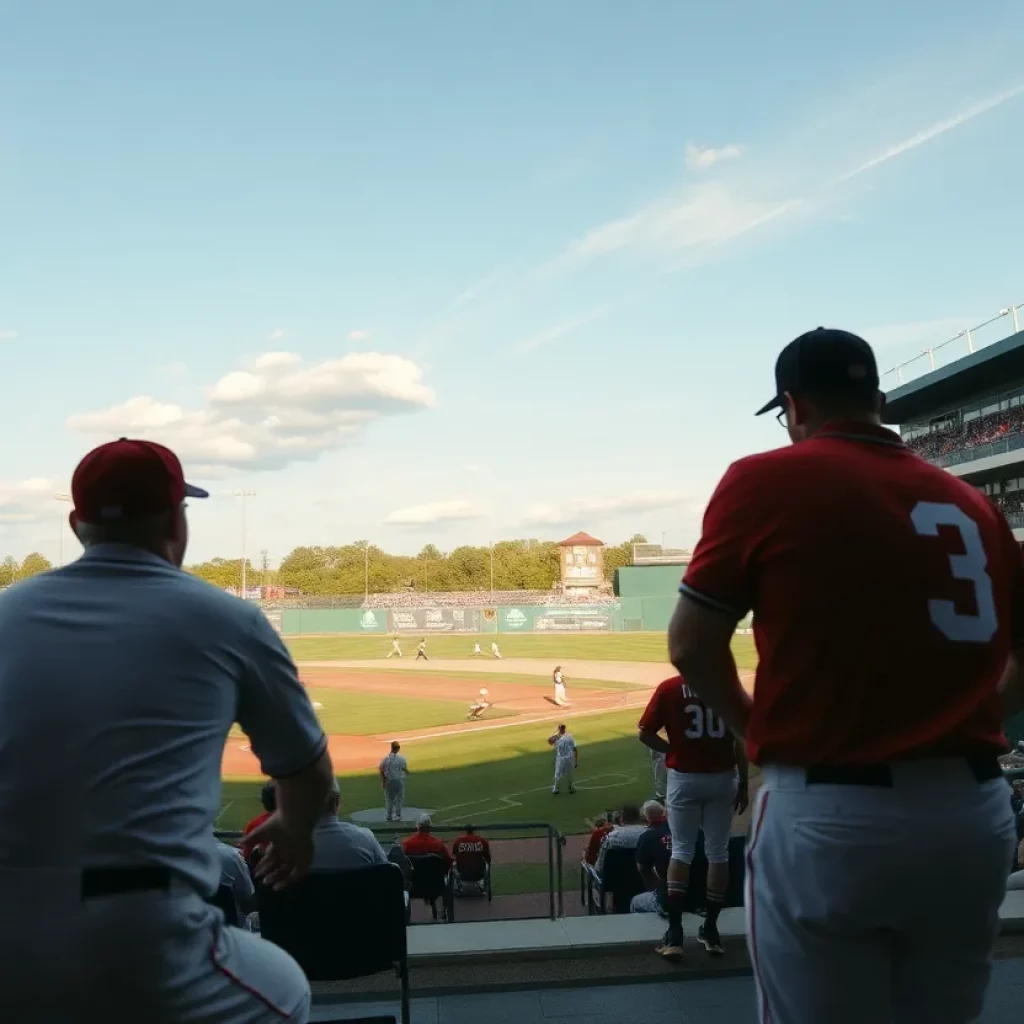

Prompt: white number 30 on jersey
xmin=911 ymin=501 xmax=997 ymax=644
xmin=683 ymin=704 xmax=727 ymax=739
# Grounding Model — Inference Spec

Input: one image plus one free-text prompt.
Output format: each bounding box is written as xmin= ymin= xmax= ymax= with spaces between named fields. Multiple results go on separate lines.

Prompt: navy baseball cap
xmin=755 ymin=327 xmax=879 ymax=416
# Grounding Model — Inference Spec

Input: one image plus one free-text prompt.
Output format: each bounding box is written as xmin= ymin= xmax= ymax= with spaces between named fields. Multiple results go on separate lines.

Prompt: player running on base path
xmin=491 ymin=640 xmax=502 ymax=658
xmin=379 ymin=741 xmax=409 ymax=822
xmin=638 ymin=677 xmax=748 ymax=960
xmin=552 ymin=665 xmax=570 ymax=706
xmin=468 ymin=688 xmax=491 ymax=720
xmin=549 ymin=723 xmax=578 ymax=794
xmin=671 ymin=327 xmax=1021 ymax=1023
xmin=386 ymin=637 xmax=402 ymax=658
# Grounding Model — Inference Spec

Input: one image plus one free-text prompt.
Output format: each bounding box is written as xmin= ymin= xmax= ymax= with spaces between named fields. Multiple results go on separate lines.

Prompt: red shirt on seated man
xmin=584 ymin=814 xmax=614 ymax=866
xmin=451 ymin=826 xmax=491 ymax=882
xmin=402 ymin=814 xmax=454 ymax=870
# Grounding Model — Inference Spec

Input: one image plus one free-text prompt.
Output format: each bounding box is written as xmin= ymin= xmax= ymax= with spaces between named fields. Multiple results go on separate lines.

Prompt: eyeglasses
xmin=775 ymin=409 xmax=787 ymax=427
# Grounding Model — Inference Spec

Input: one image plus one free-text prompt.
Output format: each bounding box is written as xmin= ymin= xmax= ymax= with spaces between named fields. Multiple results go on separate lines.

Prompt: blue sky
xmin=2 ymin=1 xmax=1023 ymax=565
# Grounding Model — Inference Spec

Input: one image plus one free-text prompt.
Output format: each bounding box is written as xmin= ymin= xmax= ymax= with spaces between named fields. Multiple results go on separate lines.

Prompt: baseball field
xmin=218 ymin=633 xmax=759 ymax=852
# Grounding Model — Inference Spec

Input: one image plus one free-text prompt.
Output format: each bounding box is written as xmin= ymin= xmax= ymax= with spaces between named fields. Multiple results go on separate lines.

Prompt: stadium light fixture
xmin=231 ymin=490 xmax=256 ymax=598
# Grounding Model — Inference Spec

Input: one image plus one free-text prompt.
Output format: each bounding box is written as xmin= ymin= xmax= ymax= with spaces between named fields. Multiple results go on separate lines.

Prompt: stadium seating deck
xmin=310 ymin=958 xmax=1024 ymax=1022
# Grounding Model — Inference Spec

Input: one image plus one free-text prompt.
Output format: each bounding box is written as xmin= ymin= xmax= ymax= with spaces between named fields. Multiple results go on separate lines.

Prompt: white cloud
xmin=516 ymin=305 xmax=617 ymax=352
xmin=68 ymin=350 xmax=435 ymax=474
xmin=563 ymin=181 xmax=800 ymax=264
xmin=0 ymin=477 xmax=59 ymax=524
xmin=685 ymin=142 xmax=744 ymax=170
xmin=520 ymin=490 xmax=687 ymax=527
xmin=267 ymin=328 xmax=287 ymax=341
xmin=348 ymin=329 xmax=370 ymax=342
xmin=385 ymin=500 xmax=487 ymax=526
xmin=833 ymin=82 xmax=1024 ymax=185
xmin=0 ymin=330 xmax=17 ymax=341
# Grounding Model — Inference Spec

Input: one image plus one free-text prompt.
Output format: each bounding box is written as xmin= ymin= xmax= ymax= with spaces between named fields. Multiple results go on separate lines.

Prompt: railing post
xmin=547 ymin=826 xmax=556 ymax=921
xmin=556 ymin=831 xmax=565 ymax=919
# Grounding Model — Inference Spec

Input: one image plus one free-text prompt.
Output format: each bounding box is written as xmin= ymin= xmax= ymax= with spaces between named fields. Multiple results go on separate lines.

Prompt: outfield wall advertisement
xmin=387 ymin=608 xmax=481 ymax=632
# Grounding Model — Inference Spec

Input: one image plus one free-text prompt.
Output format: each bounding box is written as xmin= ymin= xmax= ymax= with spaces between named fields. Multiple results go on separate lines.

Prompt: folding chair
xmin=257 ymin=863 xmax=410 ymax=1024
xmin=407 ymin=853 xmax=455 ymax=923
xmin=453 ymin=860 xmax=492 ymax=902
xmin=581 ymin=846 xmax=645 ymax=914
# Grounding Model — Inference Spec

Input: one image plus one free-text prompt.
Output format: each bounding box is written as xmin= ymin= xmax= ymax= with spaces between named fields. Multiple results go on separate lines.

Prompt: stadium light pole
xmin=232 ymin=489 xmax=256 ymax=598
xmin=489 ymin=542 xmax=494 ymax=599
xmin=55 ymin=493 xmax=73 ymax=566
xmin=363 ymin=541 xmax=369 ymax=601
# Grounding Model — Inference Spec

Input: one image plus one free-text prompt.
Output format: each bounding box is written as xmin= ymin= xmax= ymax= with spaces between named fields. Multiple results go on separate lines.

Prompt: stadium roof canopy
xmin=556 ymin=531 xmax=604 ymax=547
xmin=883 ymin=328 xmax=1024 ymax=425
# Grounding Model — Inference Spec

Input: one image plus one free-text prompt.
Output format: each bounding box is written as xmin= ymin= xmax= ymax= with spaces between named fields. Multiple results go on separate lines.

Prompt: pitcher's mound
xmin=349 ymin=806 xmax=436 ymax=825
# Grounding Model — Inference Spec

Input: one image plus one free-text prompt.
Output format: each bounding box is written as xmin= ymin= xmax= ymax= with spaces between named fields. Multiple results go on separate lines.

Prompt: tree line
xmin=186 ymin=535 xmax=648 ymax=595
xmin=0 ymin=534 xmax=648 ymax=595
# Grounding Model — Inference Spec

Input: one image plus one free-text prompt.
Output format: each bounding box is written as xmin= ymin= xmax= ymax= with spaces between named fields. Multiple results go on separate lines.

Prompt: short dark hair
xmin=558 ymin=723 xmax=566 ymax=733
xmin=799 ymin=385 xmax=879 ymax=417
xmin=74 ymin=510 xmax=175 ymax=549
xmin=464 ymin=825 xmax=475 ymax=834
xmin=260 ymin=782 xmax=276 ymax=813
xmin=620 ymin=803 xmax=641 ymax=823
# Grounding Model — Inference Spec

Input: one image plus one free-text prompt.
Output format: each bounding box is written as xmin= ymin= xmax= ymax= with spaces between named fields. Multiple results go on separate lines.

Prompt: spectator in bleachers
xmin=451 ymin=825 xmax=491 ymax=889
xmin=310 ymin=778 xmax=388 ymax=871
xmin=630 ymin=801 xmax=672 ymax=915
xmin=583 ymin=814 xmax=614 ymax=866
xmin=402 ymin=814 xmax=454 ymax=870
xmin=242 ymin=781 xmax=276 ymax=841
xmin=216 ymin=841 xmax=258 ymax=926
xmin=905 ymin=403 xmax=1024 ymax=463
xmin=595 ymin=803 xmax=646 ymax=876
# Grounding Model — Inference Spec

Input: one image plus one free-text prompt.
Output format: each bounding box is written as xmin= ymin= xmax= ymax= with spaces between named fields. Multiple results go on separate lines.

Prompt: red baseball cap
xmin=71 ymin=438 xmax=209 ymax=525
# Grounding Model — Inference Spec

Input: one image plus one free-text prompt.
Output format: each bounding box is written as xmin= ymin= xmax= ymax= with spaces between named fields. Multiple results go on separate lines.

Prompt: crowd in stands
xmin=906 ymin=405 xmax=1024 ymax=462
xmin=993 ymin=493 xmax=1024 ymax=523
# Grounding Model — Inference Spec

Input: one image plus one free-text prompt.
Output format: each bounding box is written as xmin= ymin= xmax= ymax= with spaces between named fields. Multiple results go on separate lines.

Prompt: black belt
xmin=81 ymin=865 xmax=171 ymax=901
xmin=804 ymin=754 xmax=1003 ymax=788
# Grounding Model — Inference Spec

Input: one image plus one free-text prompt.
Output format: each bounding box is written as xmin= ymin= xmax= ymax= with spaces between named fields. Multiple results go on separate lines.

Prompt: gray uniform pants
xmin=0 ymin=871 xmax=310 ymax=1023
xmin=385 ymin=780 xmax=405 ymax=821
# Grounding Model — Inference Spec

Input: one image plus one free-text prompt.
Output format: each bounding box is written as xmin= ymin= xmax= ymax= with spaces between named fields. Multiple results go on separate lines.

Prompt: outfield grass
xmin=348 ymin=667 xmax=645 ymax=693
xmin=231 ymin=686 xmax=517 ymax=740
xmin=220 ymin=707 xmax=650 ymax=835
xmin=287 ymin=631 xmax=758 ymax=670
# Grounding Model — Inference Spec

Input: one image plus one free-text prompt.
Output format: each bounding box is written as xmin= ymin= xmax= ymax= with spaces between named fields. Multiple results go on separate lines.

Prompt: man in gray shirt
xmin=0 ymin=439 xmax=334 ymax=1023
xmin=310 ymin=780 xmax=388 ymax=871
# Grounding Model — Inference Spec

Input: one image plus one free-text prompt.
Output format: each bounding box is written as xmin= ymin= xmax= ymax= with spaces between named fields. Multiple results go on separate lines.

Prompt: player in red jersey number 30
xmin=638 ymin=677 xmax=748 ymax=961
xmin=669 ymin=328 xmax=1022 ymax=1024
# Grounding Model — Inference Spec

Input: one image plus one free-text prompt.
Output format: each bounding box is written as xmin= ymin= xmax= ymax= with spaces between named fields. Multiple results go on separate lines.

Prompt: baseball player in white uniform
xmin=491 ymin=640 xmax=502 ymax=659
xmin=552 ymin=666 xmax=569 ymax=706
xmin=650 ymin=749 xmax=668 ymax=802
xmin=386 ymin=637 xmax=402 ymax=658
xmin=472 ymin=642 xmax=483 ymax=657
xmin=548 ymin=724 xmax=577 ymax=794
xmin=0 ymin=439 xmax=334 ymax=1023
xmin=468 ymin=688 xmax=491 ymax=720
xmin=379 ymin=741 xmax=409 ymax=821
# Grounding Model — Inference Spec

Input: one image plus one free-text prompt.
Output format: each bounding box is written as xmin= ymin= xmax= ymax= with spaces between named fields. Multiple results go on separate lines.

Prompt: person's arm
xmin=734 ymin=738 xmax=750 ymax=813
xmin=638 ymin=684 xmax=670 ymax=754
xmin=595 ymin=834 xmax=611 ymax=876
xmin=670 ymin=461 xmax=759 ymax=737
xmin=483 ymin=839 xmax=491 ymax=864
xmin=547 ymin=733 xmax=558 ymax=746
xmin=992 ymin=510 xmax=1024 ymax=718
xmin=234 ymin=609 xmax=334 ymax=888
xmin=635 ymin=844 xmax=658 ymax=892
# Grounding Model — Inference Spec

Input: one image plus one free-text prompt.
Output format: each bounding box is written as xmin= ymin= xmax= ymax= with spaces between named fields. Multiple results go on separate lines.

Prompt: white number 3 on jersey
xmin=911 ymin=501 xmax=997 ymax=644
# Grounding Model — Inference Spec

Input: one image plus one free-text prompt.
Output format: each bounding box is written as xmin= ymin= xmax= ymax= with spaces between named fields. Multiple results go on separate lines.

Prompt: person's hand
xmin=734 ymin=783 xmax=750 ymax=815
xmin=244 ymin=812 xmax=316 ymax=890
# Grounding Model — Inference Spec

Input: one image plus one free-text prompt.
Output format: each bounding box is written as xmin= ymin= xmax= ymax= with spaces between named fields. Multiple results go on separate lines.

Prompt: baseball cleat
xmin=656 ymin=928 xmax=684 ymax=961
xmin=698 ymin=924 xmax=725 ymax=956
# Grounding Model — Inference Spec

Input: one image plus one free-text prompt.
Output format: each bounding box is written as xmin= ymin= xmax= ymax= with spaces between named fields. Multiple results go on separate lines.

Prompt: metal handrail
xmin=881 ymin=301 xmax=1024 ymax=387
xmin=216 ymin=820 xmax=567 ymax=921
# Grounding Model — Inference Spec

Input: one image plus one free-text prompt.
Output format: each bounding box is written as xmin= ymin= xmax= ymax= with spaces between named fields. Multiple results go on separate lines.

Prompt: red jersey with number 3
xmin=639 ymin=676 xmax=737 ymax=773
xmin=680 ymin=421 xmax=1024 ymax=767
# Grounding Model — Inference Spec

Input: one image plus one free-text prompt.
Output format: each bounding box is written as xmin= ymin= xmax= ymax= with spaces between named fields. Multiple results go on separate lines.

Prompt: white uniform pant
xmin=385 ymin=780 xmax=405 ymax=821
xmin=552 ymin=758 xmax=575 ymax=792
xmin=747 ymin=760 xmax=1017 ymax=1024
xmin=553 ymin=683 xmax=568 ymax=706
xmin=666 ymin=768 xmax=736 ymax=864
xmin=0 ymin=871 xmax=309 ymax=1023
